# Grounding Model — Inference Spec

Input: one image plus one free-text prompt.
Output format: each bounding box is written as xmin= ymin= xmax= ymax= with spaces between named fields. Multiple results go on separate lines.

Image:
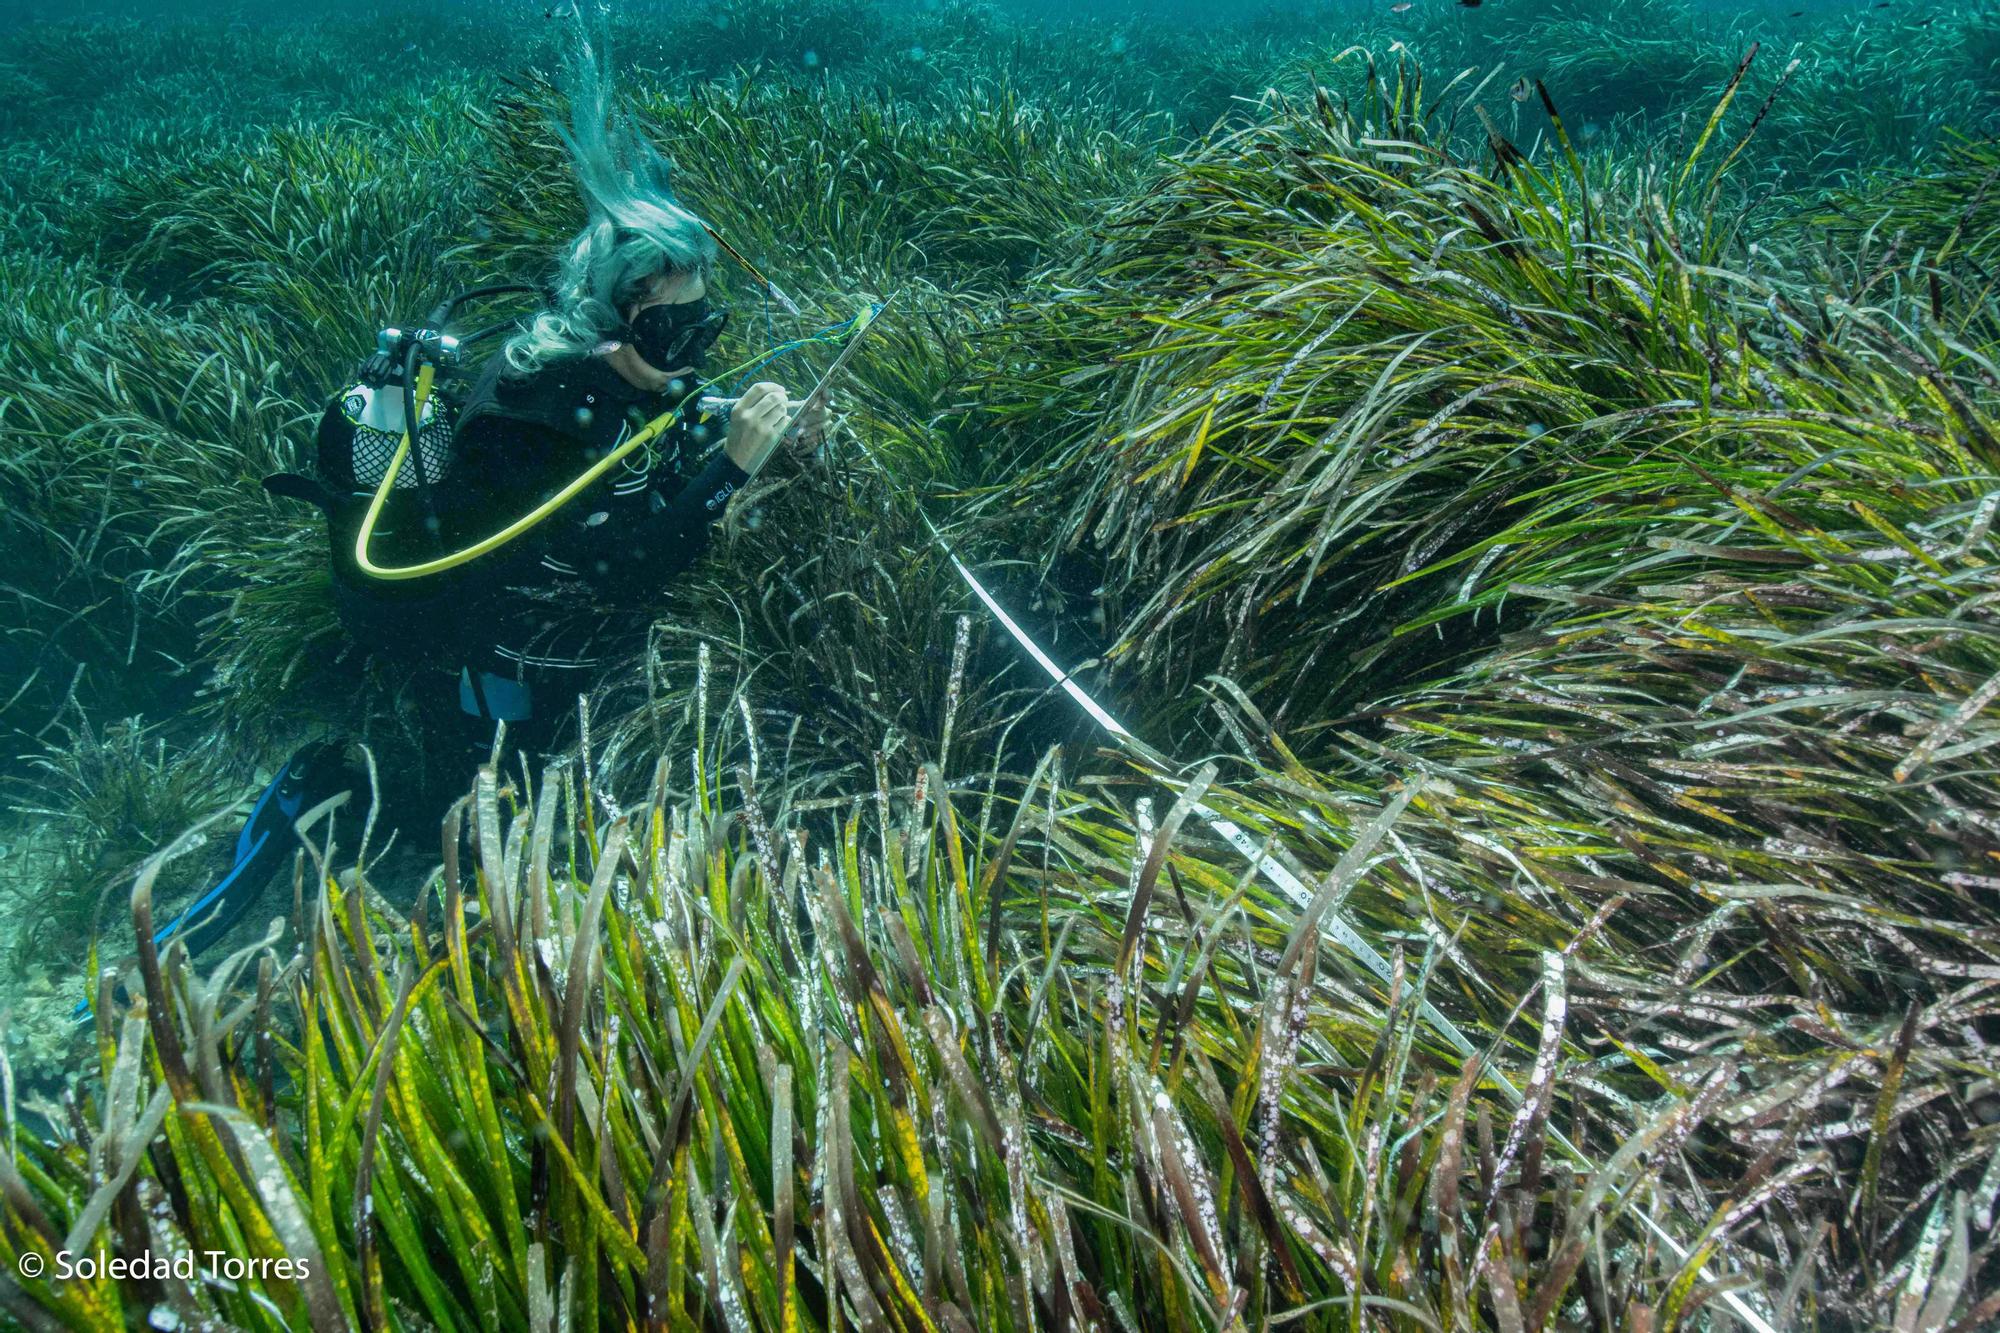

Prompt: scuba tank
xmin=264 ymin=285 xmax=544 ymax=657
xmin=317 ymin=330 xmax=460 ymax=500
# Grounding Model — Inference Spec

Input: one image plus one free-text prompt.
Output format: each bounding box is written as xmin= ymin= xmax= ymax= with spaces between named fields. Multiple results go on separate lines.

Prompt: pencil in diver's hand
xmin=696 ymin=393 xmax=822 ymax=443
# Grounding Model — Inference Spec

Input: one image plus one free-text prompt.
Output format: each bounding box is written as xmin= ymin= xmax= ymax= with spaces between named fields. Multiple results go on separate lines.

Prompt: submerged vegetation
xmin=4 ymin=0 xmax=2000 ymax=1326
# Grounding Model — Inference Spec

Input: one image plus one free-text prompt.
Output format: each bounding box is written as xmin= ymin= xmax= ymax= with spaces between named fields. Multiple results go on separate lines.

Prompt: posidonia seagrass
xmin=5 ymin=0 xmax=2000 ymax=1326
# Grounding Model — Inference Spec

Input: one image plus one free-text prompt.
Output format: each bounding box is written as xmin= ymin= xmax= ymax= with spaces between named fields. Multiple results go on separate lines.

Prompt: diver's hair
xmin=504 ymin=31 xmax=718 ymax=377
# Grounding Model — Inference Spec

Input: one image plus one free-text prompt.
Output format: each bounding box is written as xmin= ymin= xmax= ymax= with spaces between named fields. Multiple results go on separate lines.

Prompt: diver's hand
xmin=724 ymin=381 xmax=791 ymax=475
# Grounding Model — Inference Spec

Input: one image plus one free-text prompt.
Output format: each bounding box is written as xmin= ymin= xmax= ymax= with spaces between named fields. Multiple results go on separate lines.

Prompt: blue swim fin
xmin=75 ymin=741 xmax=354 ymax=1021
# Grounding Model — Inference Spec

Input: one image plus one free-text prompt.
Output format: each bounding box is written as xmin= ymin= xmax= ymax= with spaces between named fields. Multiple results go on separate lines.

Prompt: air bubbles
xmin=424 ymin=515 xmax=441 ymax=533
xmin=1524 ymin=421 xmax=1548 ymax=439
xmin=908 ymin=44 xmax=926 ymax=60
xmin=802 ymin=49 xmax=819 ymax=67
xmin=1110 ymin=34 xmax=1128 ymax=54
xmin=669 ymin=377 xmax=687 ymax=396
xmin=573 ymin=406 xmax=593 ymax=429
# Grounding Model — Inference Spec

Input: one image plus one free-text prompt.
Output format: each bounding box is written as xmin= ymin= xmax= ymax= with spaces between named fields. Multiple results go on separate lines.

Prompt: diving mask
xmin=625 ymin=296 xmax=729 ymax=372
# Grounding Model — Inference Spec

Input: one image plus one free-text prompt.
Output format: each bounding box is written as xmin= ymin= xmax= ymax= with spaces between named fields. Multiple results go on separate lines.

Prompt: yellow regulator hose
xmin=352 ymin=303 xmax=879 ymax=582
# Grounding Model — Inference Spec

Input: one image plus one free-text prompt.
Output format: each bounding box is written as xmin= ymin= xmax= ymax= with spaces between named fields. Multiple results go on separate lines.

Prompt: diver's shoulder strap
xmin=454 ymin=352 xmax=665 ymax=455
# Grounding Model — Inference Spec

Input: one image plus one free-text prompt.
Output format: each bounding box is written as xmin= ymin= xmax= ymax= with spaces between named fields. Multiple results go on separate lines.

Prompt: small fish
xmin=1509 ymin=76 xmax=1532 ymax=102
xmin=1459 ymin=0 xmax=1482 ymax=7
xmin=1390 ymin=1 xmax=1412 ymax=10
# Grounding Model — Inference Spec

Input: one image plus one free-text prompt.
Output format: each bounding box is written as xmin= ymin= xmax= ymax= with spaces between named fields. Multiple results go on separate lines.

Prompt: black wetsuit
xmin=435 ymin=352 xmax=750 ymax=714
xmin=197 ymin=351 xmax=749 ymax=966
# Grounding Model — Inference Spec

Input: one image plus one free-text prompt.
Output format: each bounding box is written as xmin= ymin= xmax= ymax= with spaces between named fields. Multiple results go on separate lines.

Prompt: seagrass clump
xmin=13 ymin=653 xmax=1940 ymax=1331
xmin=964 ymin=53 xmax=2000 ymax=1318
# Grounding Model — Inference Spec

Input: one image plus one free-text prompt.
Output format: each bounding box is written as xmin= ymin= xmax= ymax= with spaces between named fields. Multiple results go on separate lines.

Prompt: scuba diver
xmin=112 ymin=38 xmax=841 ymax=983
xmin=332 ymin=135 xmax=824 ymax=755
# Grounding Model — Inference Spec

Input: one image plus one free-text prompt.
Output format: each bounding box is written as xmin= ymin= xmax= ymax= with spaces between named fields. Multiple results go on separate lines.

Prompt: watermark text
xmin=16 ymin=1250 xmax=309 ymax=1282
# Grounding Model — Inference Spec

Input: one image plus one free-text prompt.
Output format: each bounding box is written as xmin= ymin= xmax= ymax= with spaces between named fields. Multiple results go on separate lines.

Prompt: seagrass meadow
xmin=4 ymin=0 xmax=2000 ymax=1327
